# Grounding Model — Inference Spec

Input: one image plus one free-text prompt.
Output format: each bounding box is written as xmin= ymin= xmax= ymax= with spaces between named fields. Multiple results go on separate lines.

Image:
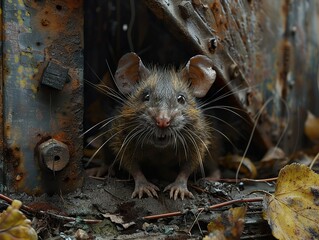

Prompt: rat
xmin=109 ymin=52 xmax=219 ymax=200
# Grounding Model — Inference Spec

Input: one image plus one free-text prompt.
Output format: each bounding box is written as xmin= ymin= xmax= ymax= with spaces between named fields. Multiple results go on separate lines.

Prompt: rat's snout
xmin=151 ymin=109 xmax=171 ymax=128
xmin=156 ymin=115 xmax=171 ymax=128
xmin=147 ymin=108 xmax=175 ymax=129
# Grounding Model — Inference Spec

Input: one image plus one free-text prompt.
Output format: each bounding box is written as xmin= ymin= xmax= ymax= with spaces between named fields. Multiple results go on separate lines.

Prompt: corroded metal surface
xmin=2 ymin=0 xmax=84 ymax=194
xmin=0 ymin=2 xmax=4 ymax=192
xmin=143 ymin=0 xmax=319 ymax=154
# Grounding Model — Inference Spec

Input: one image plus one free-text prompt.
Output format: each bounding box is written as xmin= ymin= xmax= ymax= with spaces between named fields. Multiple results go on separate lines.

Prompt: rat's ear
xmin=115 ymin=52 xmax=149 ymax=94
xmin=182 ymin=55 xmax=216 ymax=98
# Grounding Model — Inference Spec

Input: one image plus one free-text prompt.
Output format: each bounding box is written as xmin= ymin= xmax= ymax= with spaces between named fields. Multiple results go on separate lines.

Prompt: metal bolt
xmin=41 ymin=61 xmax=69 ymax=90
xmin=229 ymin=63 xmax=240 ymax=79
xmin=208 ymin=38 xmax=217 ymax=51
xmin=38 ymin=139 xmax=70 ymax=172
xmin=179 ymin=1 xmax=193 ymax=19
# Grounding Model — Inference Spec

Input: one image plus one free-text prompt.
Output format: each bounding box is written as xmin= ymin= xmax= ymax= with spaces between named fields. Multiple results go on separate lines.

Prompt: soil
xmin=7 ymin=174 xmax=274 ymax=239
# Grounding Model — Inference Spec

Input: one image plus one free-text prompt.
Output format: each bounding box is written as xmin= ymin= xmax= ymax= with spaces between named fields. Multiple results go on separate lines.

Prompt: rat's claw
xmin=164 ymin=182 xmax=194 ymax=200
xmin=131 ymin=181 xmax=159 ymax=199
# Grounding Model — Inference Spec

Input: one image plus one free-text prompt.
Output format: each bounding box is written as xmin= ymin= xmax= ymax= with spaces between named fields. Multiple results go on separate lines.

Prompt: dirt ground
xmin=7 ymin=174 xmax=274 ymax=239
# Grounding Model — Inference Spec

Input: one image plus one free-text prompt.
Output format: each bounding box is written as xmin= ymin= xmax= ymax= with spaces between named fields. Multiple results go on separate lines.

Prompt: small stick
xmin=204 ymin=177 xmax=278 ymax=183
xmin=142 ymin=197 xmax=264 ymax=220
xmin=46 ymin=212 xmax=102 ymax=224
xmin=0 ymin=194 xmax=35 ymax=213
xmin=240 ymin=177 xmax=278 ymax=182
xmin=188 ymin=208 xmax=204 ymax=235
xmin=189 ymin=184 xmax=207 ymax=193
xmin=89 ymin=175 xmax=107 ymax=181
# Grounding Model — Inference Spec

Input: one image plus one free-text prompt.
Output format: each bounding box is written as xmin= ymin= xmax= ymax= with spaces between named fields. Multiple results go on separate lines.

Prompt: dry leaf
xmin=263 ymin=163 xmax=319 ymax=240
xmin=219 ymin=155 xmax=257 ymax=178
xmin=204 ymin=206 xmax=247 ymax=240
xmin=0 ymin=200 xmax=38 ymax=240
xmin=102 ymin=213 xmax=135 ymax=229
xmin=258 ymin=147 xmax=288 ymax=173
xmin=305 ymin=111 xmax=319 ymax=143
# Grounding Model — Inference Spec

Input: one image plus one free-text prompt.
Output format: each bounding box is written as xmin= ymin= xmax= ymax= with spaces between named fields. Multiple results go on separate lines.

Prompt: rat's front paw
xmin=164 ymin=182 xmax=194 ymax=200
xmin=131 ymin=180 xmax=159 ymax=199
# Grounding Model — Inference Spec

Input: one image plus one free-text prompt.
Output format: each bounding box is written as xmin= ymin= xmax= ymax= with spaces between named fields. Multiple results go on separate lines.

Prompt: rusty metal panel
xmin=0 ymin=1 xmax=4 ymax=192
xmin=143 ymin=0 xmax=319 ymax=154
xmin=2 ymin=0 xmax=84 ymax=195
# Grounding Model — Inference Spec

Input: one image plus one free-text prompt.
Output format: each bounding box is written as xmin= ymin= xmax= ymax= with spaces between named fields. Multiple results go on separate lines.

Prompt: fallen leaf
xmin=102 ymin=213 xmax=135 ymax=229
xmin=305 ymin=111 xmax=319 ymax=143
xmin=258 ymin=147 xmax=288 ymax=174
xmin=204 ymin=206 xmax=247 ymax=240
xmin=263 ymin=163 xmax=319 ymax=240
xmin=0 ymin=200 xmax=38 ymax=240
xmin=219 ymin=155 xmax=257 ymax=178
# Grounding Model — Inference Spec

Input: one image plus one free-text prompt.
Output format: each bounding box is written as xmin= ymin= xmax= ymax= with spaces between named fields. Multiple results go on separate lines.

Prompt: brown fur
xmin=109 ymin=53 xmax=218 ymax=199
xmin=110 ymin=73 xmax=212 ymax=173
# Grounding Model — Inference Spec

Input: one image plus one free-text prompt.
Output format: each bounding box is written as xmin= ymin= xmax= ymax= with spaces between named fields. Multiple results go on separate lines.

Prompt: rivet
xmin=179 ymin=1 xmax=193 ymax=19
xmin=208 ymin=38 xmax=217 ymax=51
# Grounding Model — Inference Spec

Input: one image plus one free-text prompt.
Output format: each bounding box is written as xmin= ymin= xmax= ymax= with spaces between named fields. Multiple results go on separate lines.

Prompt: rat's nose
xmin=156 ymin=116 xmax=171 ymax=128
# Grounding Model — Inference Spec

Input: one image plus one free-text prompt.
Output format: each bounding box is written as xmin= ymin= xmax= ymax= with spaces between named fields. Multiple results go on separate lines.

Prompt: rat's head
xmin=115 ymin=52 xmax=216 ymax=148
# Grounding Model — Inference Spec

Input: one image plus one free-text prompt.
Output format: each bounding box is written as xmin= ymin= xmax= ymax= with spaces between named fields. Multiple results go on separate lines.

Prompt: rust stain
xmin=52 ymin=130 xmax=75 ymax=158
xmin=282 ymin=0 xmax=290 ymax=35
xmin=278 ymin=40 xmax=291 ymax=100
xmin=53 ymin=132 xmax=67 ymax=143
xmin=65 ymin=0 xmax=82 ymax=10
xmin=5 ymin=145 xmax=25 ymax=190
xmin=28 ymin=0 xmax=83 ymax=52
xmin=209 ymin=0 xmax=227 ymax=38
xmin=33 ymin=6 xmax=67 ymax=36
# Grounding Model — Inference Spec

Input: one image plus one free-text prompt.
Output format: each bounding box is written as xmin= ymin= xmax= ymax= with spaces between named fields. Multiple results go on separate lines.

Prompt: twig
xmin=0 ymin=193 xmax=102 ymax=224
xmin=142 ymin=197 xmax=264 ymax=220
xmin=240 ymin=177 xmax=278 ymax=182
xmin=188 ymin=208 xmax=204 ymax=235
xmin=46 ymin=212 xmax=102 ymax=224
xmin=89 ymin=175 xmax=107 ymax=181
xmin=204 ymin=177 xmax=278 ymax=183
xmin=0 ymin=194 xmax=35 ymax=213
xmin=248 ymin=190 xmax=273 ymax=197
xmin=189 ymin=184 xmax=208 ymax=193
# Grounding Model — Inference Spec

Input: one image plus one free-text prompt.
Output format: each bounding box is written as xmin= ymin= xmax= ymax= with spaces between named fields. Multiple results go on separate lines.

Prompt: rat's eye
xmin=177 ymin=95 xmax=186 ymax=104
xmin=143 ymin=93 xmax=150 ymax=102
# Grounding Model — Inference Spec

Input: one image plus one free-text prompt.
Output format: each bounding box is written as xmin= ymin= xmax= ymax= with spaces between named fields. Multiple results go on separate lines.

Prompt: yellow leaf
xmin=205 ymin=206 xmax=247 ymax=240
xmin=263 ymin=163 xmax=319 ymax=240
xmin=0 ymin=200 xmax=38 ymax=240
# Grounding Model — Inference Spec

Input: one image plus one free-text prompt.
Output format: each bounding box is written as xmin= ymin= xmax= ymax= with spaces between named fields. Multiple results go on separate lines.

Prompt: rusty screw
xmin=38 ymin=139 xmax=70 ymax=171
